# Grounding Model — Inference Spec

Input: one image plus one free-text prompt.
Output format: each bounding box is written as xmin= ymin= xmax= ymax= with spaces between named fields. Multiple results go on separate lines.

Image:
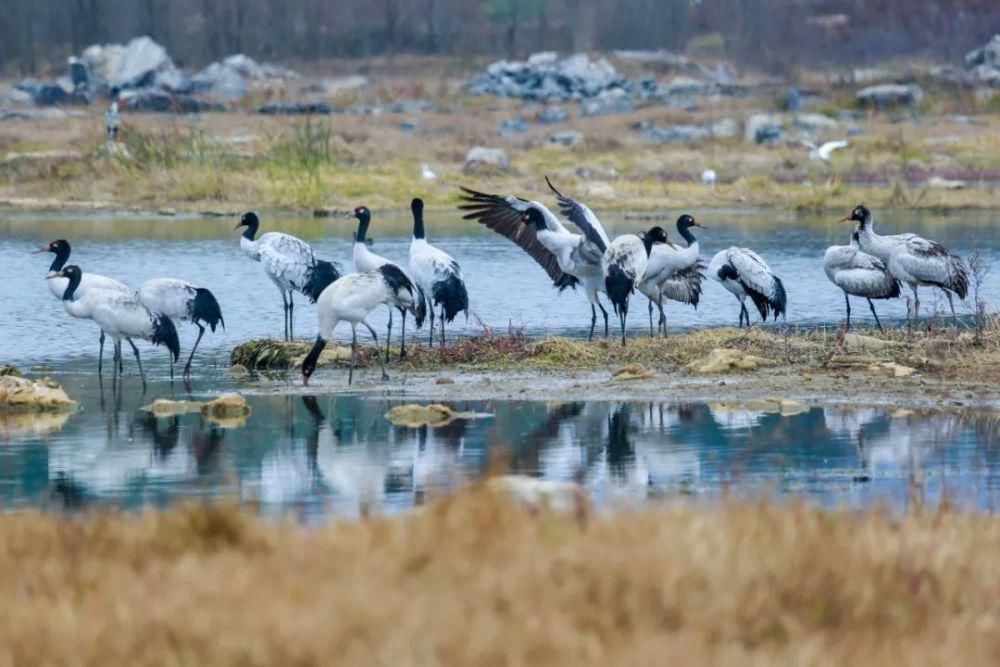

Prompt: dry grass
xmin=1 ymin=484 xmax=999 ymax=665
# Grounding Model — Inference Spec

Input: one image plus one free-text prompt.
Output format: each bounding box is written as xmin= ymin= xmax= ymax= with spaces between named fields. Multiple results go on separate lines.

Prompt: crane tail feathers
xmin=605 ymin=265 xmax=633 ymax=317
xmin=301 ymin=259 xmax=342 ymax=303
xmin=432 ymin=274 xmax=469 ymax=323
xmin=151 ymin=314 xmax=181 ymax=363
xmin=192 ymin=287 xmax=224 ymax=332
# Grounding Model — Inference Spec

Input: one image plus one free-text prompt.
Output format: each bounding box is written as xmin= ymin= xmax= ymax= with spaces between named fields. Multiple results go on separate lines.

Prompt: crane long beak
xmin=302 ymin=375 xmax=310 ymax=387
xmin=693 ymin=222 xmax=707 ymax=229
xmin=838 ymin=215 xmax=853 ymax=223
xmin=664 ymin=239 xmax=677 ymax=249
xmin=32 ymin=245 xmax=49 ymax=253
xmin=233 ymin=222 xmax=244 ymax=231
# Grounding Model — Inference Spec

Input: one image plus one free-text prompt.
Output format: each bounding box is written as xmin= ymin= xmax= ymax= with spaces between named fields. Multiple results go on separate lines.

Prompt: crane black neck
xmin=355 ymin=211 xmax=371 ymax=244
xmin=411 ymin=207 xmax=425 ymax=240
xmin=49 ymin=241 xmax=71 ymax=273
xmin=61 ymin=269 xmax=81 ymax=301
xmin=242 ymin=215 xmax=260 ymax=240
xmin=676 ymin=223 xmax=697 ymax=246
xmin=642 ymin=235 xmax=656 ymax=256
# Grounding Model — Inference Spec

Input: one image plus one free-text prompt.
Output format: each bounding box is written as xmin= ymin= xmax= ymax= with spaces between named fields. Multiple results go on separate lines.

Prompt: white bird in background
xmin=235 ymin=211 xmax=341 ymax=340
xmin=603 ymin=226 xmax=672 ymax=346
xmin=52 ymin=266 xmax=180 ymax=386
xmin=458 ymin=181 xmax=612 ymax=340
xmin=138 ymin=278 xmax=224 ymax=377
xmin=802 ymin=139 xmax=849 ymax=162
xmin=421 ymin=163 xmax=437 ymax=180
xmin=842 ymin=204 xmax=968 ymax=322
xmin=35 ymin=239 xmax=134 ymax=374
xmin=823 ymin=230 xmax=900 ymax=331
xmin=637 ymin=215 xmax=705 ymax=336
xmin=708 ymin=247 xmax=787 ymax=327
xmin=408 ymin=198 xmax=469 ymax=346
xmin=700 ymin=168 xmax=717 ymax=186
xmin=301 ymin=265 xmax=420 ymax=386
xmin=350 ymin=206 xmax=426 ymax=358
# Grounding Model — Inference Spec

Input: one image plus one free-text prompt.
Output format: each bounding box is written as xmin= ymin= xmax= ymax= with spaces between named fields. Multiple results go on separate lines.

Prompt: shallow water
xmin=1 ymin=209 xmax=998 ymax=367
xmin=1 ymin=369 xmax=999 ymax=517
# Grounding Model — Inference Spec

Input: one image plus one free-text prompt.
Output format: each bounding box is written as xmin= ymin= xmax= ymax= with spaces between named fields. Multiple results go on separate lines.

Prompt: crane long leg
xmin=98 ymin=331 xmax=105 ymax=375
xmin=588 ymin=304 xmax=597 ymax=341
xmin=386 ymin=308 xmax=393 ymax=359
xmin=184 ymin=324 xmax=206 ymax=377
xmin=945 ymin=290 xmax=958 ymax=325
xmin=911 ymin=285 xmax=920 ymax=323
xmin=867 ymin=299 xmax=884 ymax=332
xmin=440 ymin=306 xmax=446 ymax=347
xmin=363 ymin=322 xmax=390 ymax=381
xmin=399 ymin=307 xmax=407 ymax=359
xmin=288 ymin=292 xmax=294 ymax=340
xmin=428 ymin=306 xmax=435 ymax=348
xmin=647 ymin=299 xmax=655 ymax=336
xmin=280 ymin=290 xmax=289 ymax=341
xmin=619 ymin=308 xmax=627 ymax=347
xmin=348 ymin=327 xmax=357 ymax=385
xmin=657 ymin=299 xmax=667 ymax=337
xmin=844 ymin=292 xmax=851 ymax=331
xmin=599 ymin=302 xmax=609 ymax=337
xmin=127 ymin=338 xmax=146 ymax=386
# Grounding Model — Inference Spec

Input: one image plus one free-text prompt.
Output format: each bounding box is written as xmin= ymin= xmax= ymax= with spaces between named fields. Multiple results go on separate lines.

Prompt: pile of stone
xmin=964 ymin=34 xmax=1000 ymax=88
xmin=467 ymin=52 xmax=630 ymax=102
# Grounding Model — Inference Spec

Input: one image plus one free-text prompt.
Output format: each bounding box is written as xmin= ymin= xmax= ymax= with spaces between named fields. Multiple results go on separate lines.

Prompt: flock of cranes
xmin=36 ymin=181 xmax=971 ymax=387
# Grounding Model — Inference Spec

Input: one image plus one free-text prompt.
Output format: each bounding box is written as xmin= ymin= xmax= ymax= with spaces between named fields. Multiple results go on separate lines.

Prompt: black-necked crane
xmin=350 ymin=206 xmax=426 ymax=358
xmin=36 ymin=239 xmax=134 ymax=374
xmin=235 ymin=211 xmax=341 ymax=340
xmin=637 ymin=214 xmax=705 ymax=336
xmin=823 ymin=231 xmax=900 ymax=331
xmin=604 ymin=226 xmax=672 ymax=346
xmin=138 ymin=278 xmax=224 ymax=377
xmin=458 ymin=182 xmax=613 ymax=340
xmin=51 ymin=266 xmax=180 ymax=386
xmin=842 ymin=204 xmax=968 ymax=323
xmin=708 ymin=247 xmax=787 ymax=327
xmin=407 ymin=198 xmax=469 ymax=346
xmin=301 ymin=265 xmax=420 ymax=386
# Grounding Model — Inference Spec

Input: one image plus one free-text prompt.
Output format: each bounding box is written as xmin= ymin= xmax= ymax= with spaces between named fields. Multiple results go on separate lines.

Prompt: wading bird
xmin=823 ymin=231 xmax=900 ymax=331
xmin=801 ymin=139 xmax=849 ymax=162
xmin=235 ymin=211 xmax=341 ymax=340
xmin=708 ymin=248 xmax=787 ymax=327
xmin=51 ymin=266 xmax=180 ymax=386
xmin=301 ymin=265 xmax=420 ymax=386
xmin=36 ymin=239 xmax=134 ymax=374
xmin=842 ymin=204 xmax=968 ymax=322
xmin=408 ymin=198 xmax=469 ymax=346
xmin=458 ymin=184 xmax=613 ymax=340
xmin=604 ymin=226 xmax=672 ymax=346
xmin=350 ymin=206 xmax=425 ymax=358
xmin=138 ymin=278 xmax=224 ymax=377
xmin=637 ymin=214 xmax=705 ymax=335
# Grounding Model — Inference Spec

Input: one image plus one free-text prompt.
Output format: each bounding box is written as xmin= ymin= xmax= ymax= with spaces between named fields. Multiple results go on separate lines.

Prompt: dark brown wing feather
xmin=458 ymin=186 xmax=576 ymax=288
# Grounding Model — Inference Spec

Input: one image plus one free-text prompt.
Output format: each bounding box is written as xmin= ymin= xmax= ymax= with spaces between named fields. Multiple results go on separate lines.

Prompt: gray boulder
xmin=499 ymin=117 xmax=528 ymax=136
xmin=744 ymin=113 xmax=784 ymax=144
xmin=115 ymin=36 xmax=182 ymax=90
xmin=468 ymin=51 xmax=628 ymax=102
xmin=855 ymin=84 xmax=924 ymax=109
xmin=635 ymin=122 xmax=710 ymax=143
xmin=793 ymin=113 xmax=839 ymax=134
xmin=579 ymin=89 xmax=634 ymax=117
xmin=548 ymin=130 xmax=583 ymax=147
xmin=964 ymin=34 xmax=1000 ymax=87
xmin=537 ymin=105 xmax=568 ymax=124
xmin=258 ymin=101 xmax=334 ymax=115
xmin=463 ymin=146 xmax=510 ymax=173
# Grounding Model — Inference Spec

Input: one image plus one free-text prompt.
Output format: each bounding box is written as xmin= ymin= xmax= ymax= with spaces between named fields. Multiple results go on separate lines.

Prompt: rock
xmin=612 ymin=364 xmax=655 ymax=381
xmin=744 ymin=113 xmax=783 ymax=144
xmin=685 ymin=348 xmax=773 ymax=374
xmin=927 ymin=176 xmax=967 ymax=190
xmin=487 ymin=475 xmax=582 ymax=512
xmin=202 ymin=394 xmax=251 ymax=419
xmin=581 ymin=181 xmax=616 ymax=200
xmin=143 ymin=399 xmax=204 ymax=417
xmin=317 ymin=75 xmax=368 ymax=94
xmin=399 ymin=120 xmax=420 ymax=134
xmin=468 ymin=52 xmax=625 ymax=102
xmin=856 ymin=84 xmax=924 ymax=109
xmin=0 ymin=410 xmax=73 ymax=439
xmin=868 ymin=362 xmax=917 ymax=378
xmin=435 ymin=377 xmax=455 ymax=385
xmin=843 ymin=333 xmax=900 ymax=350
xmin=14 ymin=80 xmax=84 ymax=107
xmin=709 ymin=118 xmax=739 ymax=138
xmin=537 ymin=105 xmax=568 ymax=124
xmin=120 ymin=89 xmax=223 ymax=113
xmin=499 ymin=116 xmax=528 ymax=136
xmin=115 ymin=36 xmax=182 ymax=90
xmin=964 ymin=34 xmax=1000 ymax=88
xmin=579 ymin=89 xmax=634 ymax=117
xmin=157 ymin=207 xmax=176 ymax=216
xmin=385 ymin=404 xmax=457 ymax=427
xmin=463 ymin=146 xmax=510 ymax=174
xmin=661 ymin=75 xmax=710 ymax=97
xmin=81 ymin=43 xmax=127 ymax=84
xmin=142 ymin=393 xmax=251 ymax=428
xmin=635 ymin=121 xmax=710 ymax=144
xmin=548 ymin=130 xmax=583 ymax=147
xmin=190 ymin=62 xmax=246 ymax=102
xmin=793 ymin=113 xmax=839 ymax=134
xmin=258 ymin=101 xmax=333 ymax=115
xmin=0 ymin=365 xmax=21 ymax=377
xmin=0 ymin=376 xmax=76 ymax=413
xmin=741 ymin=397 xmax=808 ymax=416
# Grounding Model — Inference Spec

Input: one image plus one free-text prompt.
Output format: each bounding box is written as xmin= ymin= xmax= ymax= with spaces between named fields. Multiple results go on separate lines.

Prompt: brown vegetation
xmin=0 ymin=484 xmax=998 ymax=665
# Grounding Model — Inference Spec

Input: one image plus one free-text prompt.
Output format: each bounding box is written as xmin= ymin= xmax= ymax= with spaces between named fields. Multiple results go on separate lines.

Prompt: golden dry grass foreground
xmin=1 ymin=484 xmax=999 ymax=666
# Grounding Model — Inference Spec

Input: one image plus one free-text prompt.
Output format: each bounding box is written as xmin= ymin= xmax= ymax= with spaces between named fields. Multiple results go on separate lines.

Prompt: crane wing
xmin=546 ymin=176 xmax=610 ymax=252
xmin=458 ymin=186 xmax=577 ymax=288
xmin=726 ymin=248 xmax=778 ymax=298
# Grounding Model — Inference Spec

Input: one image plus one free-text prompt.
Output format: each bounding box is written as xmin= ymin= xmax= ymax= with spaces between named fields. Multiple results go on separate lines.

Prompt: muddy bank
xmin=234 ymin=328 xmax=1000 ymax=409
